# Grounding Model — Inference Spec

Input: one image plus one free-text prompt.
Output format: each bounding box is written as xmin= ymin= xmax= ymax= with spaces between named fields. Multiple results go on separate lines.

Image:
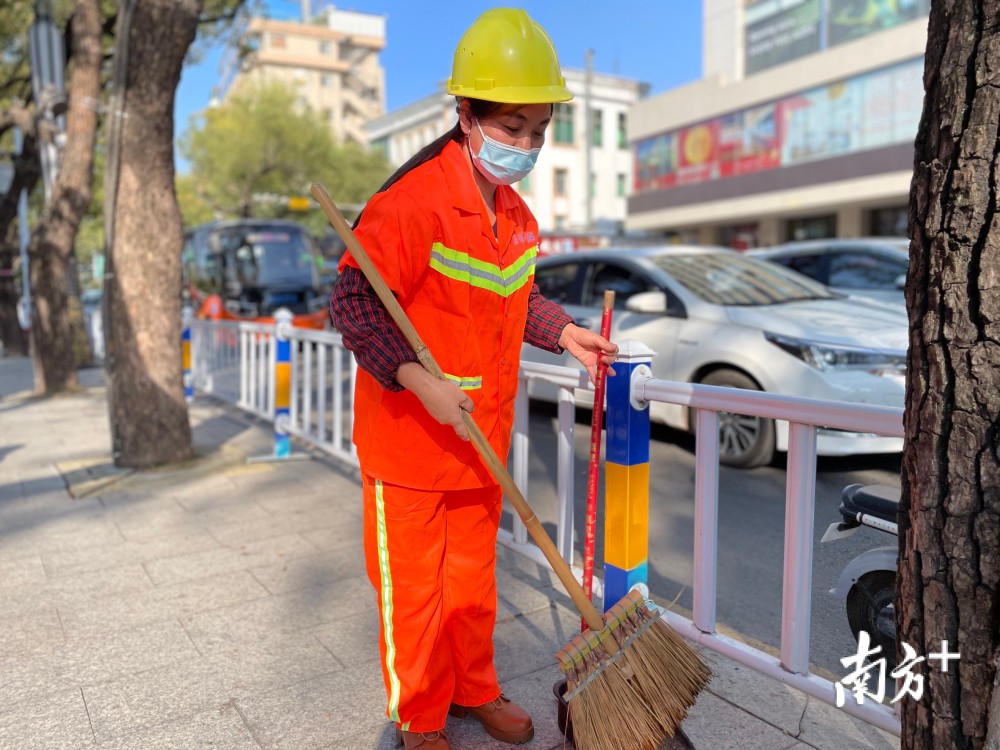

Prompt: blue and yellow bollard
xmin=246 ymin=308 xmax=311 ymax=465
xmin=602 ymin=340 xmax=655 ymax=610
xmin=182 ymin=306 xmax=193 ymax=402
xmin=273 ymin=308 xmax=293 ymax=458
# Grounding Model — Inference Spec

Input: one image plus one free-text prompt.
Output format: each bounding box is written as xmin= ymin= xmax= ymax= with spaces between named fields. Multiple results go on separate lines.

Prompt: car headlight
xmin=765 ymin=332 xmax=905 ymax=375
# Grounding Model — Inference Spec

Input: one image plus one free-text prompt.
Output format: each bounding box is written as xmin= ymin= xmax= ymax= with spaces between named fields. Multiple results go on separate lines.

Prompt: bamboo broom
xmin=310 ymin=183 xmax=711 ymax=750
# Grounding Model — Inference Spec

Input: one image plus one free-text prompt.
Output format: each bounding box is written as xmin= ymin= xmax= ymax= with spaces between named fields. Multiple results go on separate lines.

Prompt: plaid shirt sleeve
xmin=523 ymin=283 xmax=572 ymax=353
xmin=328 ymin=266 xmax=417 ymax=392
xmin=330 ymin=270 xmax=571 ymax=388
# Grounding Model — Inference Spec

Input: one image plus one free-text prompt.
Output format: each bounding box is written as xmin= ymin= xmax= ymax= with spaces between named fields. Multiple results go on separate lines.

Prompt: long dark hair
xmin=353 ymin=98 xmax=522 ymax=228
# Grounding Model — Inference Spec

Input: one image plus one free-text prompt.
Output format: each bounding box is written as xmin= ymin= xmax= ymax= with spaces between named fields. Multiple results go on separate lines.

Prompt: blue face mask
xmin=470 ymin=120 xmax=540 ymax=185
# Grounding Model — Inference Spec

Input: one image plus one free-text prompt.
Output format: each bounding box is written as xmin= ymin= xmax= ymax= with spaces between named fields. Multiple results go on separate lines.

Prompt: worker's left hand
xmin=558 ymin=323 xmax=618 ymax=385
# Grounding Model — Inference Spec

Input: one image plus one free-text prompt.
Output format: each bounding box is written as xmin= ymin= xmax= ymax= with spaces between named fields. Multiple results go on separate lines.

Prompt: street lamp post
xmin=17 ymin=0 xmax=67 ymax=334
xmin=13 ymin=129 xmax=32 ymax=332
xmin=28 ymin=0 xmax=66 ymax=205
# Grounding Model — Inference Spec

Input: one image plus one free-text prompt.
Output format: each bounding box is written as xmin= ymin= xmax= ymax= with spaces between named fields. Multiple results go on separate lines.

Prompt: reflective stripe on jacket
xmin=340 ymin=140 xmax=539 ymax=489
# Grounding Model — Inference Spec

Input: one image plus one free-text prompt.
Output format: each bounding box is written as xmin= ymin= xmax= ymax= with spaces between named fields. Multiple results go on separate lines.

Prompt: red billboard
xmin=633 ymin=58 xmax=923 ymax=195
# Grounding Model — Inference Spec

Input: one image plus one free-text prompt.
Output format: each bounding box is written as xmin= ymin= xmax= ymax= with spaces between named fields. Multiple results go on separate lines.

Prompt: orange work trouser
xmin=363 ymin=474 xmax=503 ymax=732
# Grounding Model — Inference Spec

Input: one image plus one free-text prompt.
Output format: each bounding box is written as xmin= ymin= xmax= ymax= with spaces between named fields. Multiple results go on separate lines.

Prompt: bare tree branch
xmin=0 ymin=104 xmax=36 ymax=138
xmin=102 ymin=10 xmax=117 ymax=36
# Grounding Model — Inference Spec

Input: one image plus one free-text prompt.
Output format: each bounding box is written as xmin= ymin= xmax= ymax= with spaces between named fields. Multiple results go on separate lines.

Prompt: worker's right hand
xmin=395 ymin=362 xmax=475 ymax=441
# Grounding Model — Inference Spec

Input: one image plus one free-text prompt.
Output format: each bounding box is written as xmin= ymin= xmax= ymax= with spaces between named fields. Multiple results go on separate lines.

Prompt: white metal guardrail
xmin=286 ymin=327 xmax=359 ymax=465
xmin=633 ymin=374 xmax=904 ymax=735
xmin=505 ymin=361 xmax=598 ymax=595
xmin=191 ymin=319 xmax=275 ymax=418
xmin=189 ymin=316 xmax=903 ymax=735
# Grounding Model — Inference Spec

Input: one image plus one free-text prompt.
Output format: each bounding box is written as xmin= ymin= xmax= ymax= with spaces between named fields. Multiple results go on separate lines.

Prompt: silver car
xmin=748 ymin=238 xmax=909 ymax=307
xmin=524 ymin=246 xmax=907 ymax=468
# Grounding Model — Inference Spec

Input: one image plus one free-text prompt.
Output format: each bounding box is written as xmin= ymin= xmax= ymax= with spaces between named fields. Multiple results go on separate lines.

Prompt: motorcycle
xmin=821 ymin=483 xmax=900 ymax=669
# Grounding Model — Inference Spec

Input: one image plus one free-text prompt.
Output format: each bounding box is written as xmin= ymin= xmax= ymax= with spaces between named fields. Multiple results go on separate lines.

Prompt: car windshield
xmin=218 ymin=229 xmax=314 ymax=286
xmin=651 ymin=252 xmax=837 ymax=306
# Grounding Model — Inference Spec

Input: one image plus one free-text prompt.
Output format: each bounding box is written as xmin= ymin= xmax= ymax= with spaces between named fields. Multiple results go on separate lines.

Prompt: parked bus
xmin=183 ymin=219 xmax=328 ymax=328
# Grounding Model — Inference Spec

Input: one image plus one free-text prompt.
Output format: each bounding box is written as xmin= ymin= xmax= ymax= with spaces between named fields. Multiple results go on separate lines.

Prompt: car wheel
xmin=846 ymin=570 xmax=897 ymax=671
xmin=691 ymin=369 xmax=775 ymax=469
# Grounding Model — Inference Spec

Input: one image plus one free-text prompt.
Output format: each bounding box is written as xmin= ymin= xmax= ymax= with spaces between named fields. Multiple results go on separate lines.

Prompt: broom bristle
xmin=556 ymin=590 xmax=712 ymax=750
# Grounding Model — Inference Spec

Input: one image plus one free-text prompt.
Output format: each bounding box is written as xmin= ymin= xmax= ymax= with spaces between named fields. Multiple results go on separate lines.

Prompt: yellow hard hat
xmin=446 ymin=8 xmax=574 ymax=104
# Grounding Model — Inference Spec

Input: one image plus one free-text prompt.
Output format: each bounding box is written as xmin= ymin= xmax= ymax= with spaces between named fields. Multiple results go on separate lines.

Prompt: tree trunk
xmin=0 ymin=133 xmax=40 ymax=357
xmin=105 ymin=0 xmax=200 ymax=467
xmin=0 ymin=243 xmax=29 ymax=356
xmin=900 ymin=2 xmax=1000 ymax=748
xmin=27 ymin=0 xmax=101 ymax=393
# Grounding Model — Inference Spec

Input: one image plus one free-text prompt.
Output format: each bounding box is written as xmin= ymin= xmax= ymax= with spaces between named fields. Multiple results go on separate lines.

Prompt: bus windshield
xmin=219 ymin=229 xmax=315 ymax=287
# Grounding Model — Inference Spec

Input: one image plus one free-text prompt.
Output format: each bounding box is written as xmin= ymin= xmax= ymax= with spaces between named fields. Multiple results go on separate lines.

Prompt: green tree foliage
xmin=0 ymin=0 xmax=117 ymax=119
xmin=0 ymin=2 xmax=36 ymax=105
xmin=175 ymin=173 xmax=215 ymax=226
xmin=178 ymin=78 xmax=390 ymax=233
xmin=75 ymin=144 xmax=105 ymax=285
xmin=0 ymin=0 xmax=249 ymax=365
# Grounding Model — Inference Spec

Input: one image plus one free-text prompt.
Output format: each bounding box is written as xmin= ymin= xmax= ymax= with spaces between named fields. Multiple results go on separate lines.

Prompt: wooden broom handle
xmin=311 ymin=183 xmax=608 ymax=634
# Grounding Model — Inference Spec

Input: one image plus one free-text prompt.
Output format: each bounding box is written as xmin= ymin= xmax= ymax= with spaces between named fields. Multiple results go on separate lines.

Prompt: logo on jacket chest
xmin=510 ymin=231 xmax=536 ymax=248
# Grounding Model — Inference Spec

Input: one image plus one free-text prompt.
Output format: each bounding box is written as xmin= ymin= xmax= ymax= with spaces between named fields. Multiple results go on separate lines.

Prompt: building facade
xmin=627 ymin=0 xmax=929 ymax=248
xmin=364 ymin=70 xmax=649 ymax=243
xmin=223 ymin=7 xmax=386 ymax=146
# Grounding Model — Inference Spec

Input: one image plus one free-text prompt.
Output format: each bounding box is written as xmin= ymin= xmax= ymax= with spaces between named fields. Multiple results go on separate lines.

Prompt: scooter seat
xmin=840 ymin=483 xmax=900 ymax=525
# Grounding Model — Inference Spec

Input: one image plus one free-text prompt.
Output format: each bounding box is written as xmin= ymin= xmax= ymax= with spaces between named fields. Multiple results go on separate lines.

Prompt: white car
xmin=748 ymin=238 xmax=909 ymax=308
xmin=524 ymin=245 xmax=907 ymax=468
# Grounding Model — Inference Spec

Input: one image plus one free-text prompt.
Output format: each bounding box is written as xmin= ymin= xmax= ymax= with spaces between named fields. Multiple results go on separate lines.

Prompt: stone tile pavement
xmin=0 ymin=356 xmax=900 ymax=750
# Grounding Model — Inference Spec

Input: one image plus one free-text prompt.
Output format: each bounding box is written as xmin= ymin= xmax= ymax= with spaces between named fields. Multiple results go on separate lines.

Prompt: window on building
xmin=719 ymin=223 xmax=760 ymax=251
xmin=518 ymin=173 xmax=532 ymax=193
xmin=618 ymin=112 xmax=628 ymax=149
xmin=554 ymin=168 xmax=568 ymax=196
xmin=589 ymin=172 xmax=596 ymax=198
xmin=554 ymin=103 xmax=574 ymax=145
xmin=616 ymin=173 xmax=626 ymax=198
xmin=319 ymin=40 xmax=332 ymax=54
xmin=786 ymin=215 xmax=836 ymax=241
xmin=270 ymin=33 xmax=286 ymax=48
xmin=341 ymin=46 xmax=368 ymax=63
xmin=554 ymin=215 xmax=568 ymax=230
xmin=868 ymin=206 xmax=909 ymax=237
xmin=320 ymin=74 xmax=332 ymax=88
xmin=323 ymin=108 xmax=333 ymax=122
xmin=591 ymin=109 xmax=603 ymax=147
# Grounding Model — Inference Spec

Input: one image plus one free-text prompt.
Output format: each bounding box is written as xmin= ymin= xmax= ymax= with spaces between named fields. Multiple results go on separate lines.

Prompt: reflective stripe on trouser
xmin=363 ymin=475 xmax=503 ymax=732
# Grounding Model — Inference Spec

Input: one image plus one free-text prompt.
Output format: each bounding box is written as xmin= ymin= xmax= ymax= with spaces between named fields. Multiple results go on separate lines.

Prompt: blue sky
xmin=175 ymin=2 xmax=703 ymax=172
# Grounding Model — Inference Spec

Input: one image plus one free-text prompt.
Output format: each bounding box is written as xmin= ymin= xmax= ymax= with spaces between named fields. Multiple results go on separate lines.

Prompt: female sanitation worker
xmin=329 ymin=9 xmax=617 ymax=750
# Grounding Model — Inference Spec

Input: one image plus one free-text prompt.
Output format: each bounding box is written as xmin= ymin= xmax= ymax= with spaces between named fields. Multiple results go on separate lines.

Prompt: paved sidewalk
xmin=0 ymin=356 xmax=900 ymax=750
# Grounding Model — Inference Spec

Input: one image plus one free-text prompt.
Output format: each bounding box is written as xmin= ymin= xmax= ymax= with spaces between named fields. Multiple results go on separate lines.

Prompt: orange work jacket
xmin=340 ymin=140 xmax=539 ymax=490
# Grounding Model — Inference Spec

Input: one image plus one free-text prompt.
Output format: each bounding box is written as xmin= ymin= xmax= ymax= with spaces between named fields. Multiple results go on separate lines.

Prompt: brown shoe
xmin=395 ymin=727 xmax=451 ymax=749
xmin=449 ymin=693 xmax=534 ymax=744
